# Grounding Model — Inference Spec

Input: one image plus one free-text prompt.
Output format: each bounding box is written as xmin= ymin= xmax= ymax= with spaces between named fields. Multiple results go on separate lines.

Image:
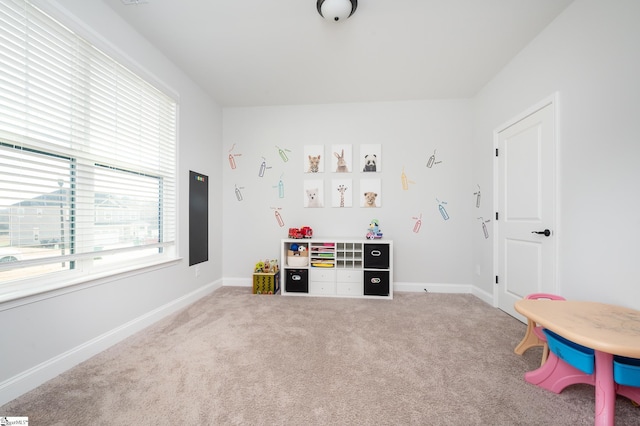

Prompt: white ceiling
xmin=103 ymin=0 xmax=573 ymax=107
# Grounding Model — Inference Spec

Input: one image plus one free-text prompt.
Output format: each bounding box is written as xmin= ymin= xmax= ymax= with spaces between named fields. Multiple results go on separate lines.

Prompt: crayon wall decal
xmin=426 ymin=149 xmax=442 ymax=168
xmin=401 ymin=167 xmax=416 ymax=190
xmin=228 ymin=143 xmax=242 ymax=169
xmin=276 ymin=145 xmax=291 ymax=162
xmin=234 ymin=185 xmax=245 ymax=201
xmin=272 ymin=207 xmax=285 ymax=227
xmin=412 ymin=214 xmax=423 ymax=233
xmin=474 ymin=185 xmax=481 ymax=208
xmin=477 ymin=217 xmax=491 ymax=239
xmin=436 ymin=198 xmax=450 ymax=220
xmin=273 ymin=174 xmax=285 ymax=198
xmin=258 ymin=156 xmax=272 ymax=177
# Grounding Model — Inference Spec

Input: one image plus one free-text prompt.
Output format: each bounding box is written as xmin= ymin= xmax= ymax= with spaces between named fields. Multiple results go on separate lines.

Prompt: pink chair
xmin=514 ymin=293 xmax=566 ymax=366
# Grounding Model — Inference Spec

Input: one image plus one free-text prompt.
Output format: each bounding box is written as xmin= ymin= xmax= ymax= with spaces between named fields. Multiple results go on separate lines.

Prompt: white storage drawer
xmin=337 ymin=270 xmax=363 ymax=296
xmin=309 ymin=268 xmax=336 ymax=282
xmin=336 ymin=270 xmax=362 ymax=282
xmin=309 ymin=281 xmax=337 ymax=295
xmin=336 ymin=282 xmax=363 ymax=296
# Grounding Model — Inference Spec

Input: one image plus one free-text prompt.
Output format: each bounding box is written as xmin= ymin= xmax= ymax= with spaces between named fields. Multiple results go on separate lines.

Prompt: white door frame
xmin=492 ymin=92 xmax=560 ymax=310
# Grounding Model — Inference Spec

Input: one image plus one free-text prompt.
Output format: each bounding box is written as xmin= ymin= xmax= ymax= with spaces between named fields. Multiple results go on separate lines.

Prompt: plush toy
xmin=270 ymin=259 xmax=279 ymax=273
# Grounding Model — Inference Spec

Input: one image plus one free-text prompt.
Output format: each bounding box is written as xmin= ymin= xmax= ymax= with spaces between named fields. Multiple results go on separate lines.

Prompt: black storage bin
xmin=285 ymin=268 xmax=308 ymax=293
xmin=364 ymin=270 xmax=389 ymax=296
xmin=364 ymin=244 xmax=390 ymax=269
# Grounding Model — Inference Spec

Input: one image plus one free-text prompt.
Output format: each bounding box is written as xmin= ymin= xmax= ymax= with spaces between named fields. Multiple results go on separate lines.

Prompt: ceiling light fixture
xmin=317 ymin=0 xmax=357 ymax=22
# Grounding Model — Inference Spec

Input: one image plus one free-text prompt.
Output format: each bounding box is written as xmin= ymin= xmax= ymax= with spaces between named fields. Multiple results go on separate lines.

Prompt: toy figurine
xmin=366 ymin=219 xmax=383 ymax=239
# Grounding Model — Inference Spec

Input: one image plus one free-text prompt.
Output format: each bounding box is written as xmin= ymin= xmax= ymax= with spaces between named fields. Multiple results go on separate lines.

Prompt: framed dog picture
xmin=359 ymin=144 xmax=381 ymax=173
xmin=360 ymin=178 xmax=381 ymax=208
xmin=304 ymin=145 xmax=324 ymax=173
xmin=303 ymin=179 xmax=324 ymax=208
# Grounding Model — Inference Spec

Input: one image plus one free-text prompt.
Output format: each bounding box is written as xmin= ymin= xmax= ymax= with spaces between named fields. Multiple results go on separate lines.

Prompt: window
xmin=0 ymin=0 xmax=177 ymax=297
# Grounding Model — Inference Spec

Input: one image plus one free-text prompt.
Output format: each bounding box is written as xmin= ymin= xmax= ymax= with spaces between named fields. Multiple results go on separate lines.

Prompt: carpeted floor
xmin=1 ymin=287 xmax=639 ymax=425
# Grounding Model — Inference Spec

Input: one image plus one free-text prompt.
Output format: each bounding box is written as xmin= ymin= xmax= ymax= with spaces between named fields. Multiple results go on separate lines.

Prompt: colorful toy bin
xmin=287 ymin=243 xmax=309 ymax=267
xmin=253 ymin=271 xmax=280 ymax=295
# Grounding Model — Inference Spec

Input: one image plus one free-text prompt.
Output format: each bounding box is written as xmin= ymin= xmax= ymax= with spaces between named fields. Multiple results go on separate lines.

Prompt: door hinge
xmin=495 ymin=212 xmax=499 ymax=221
xmin=495 ymin=148 xmax=499 ymax=157
xmin=495 ymin=276 xmax=499 ymax=284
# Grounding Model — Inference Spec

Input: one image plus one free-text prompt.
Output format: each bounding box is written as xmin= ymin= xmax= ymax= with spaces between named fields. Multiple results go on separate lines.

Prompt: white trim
xmin=492 ymin=92 xmax=560 ymax=308
xmin=223 ymin=277 xmax=253 ymax=287
xmin=0 ymin=279 xmax=222 ymax=406
xmin=225 ymin=277 xmax=479 ymax=295
xmin=0 ymin=258 xmax=182 ymax=308
xmin=394 ymin=282 xmax=473 ymax=294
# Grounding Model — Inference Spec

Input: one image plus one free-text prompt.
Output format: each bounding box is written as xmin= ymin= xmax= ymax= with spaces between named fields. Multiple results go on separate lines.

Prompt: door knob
xmin=531 ymin=229 xmax=551 ymax=237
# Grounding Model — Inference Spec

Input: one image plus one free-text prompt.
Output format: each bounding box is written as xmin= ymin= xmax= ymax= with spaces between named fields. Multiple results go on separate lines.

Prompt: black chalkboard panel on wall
xmin=189 ymin=170 xmax=208 ymax=266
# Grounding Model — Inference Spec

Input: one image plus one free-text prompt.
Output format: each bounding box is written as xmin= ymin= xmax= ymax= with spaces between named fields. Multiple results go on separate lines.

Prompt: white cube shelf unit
xmin=281 ymin=238 xmax=393 ymax=299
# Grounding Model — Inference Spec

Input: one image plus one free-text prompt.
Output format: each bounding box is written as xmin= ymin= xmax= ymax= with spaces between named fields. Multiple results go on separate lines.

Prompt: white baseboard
xmin=223 ymin=277 xmax=252 ymax=287
xmin=395 ymin=282 xmax=494 ymax=306
xmin=470 ymin=286 xmax=494 ymax=306
xmin=394 ymin=281 xmax=473 ymax=293
xmin=224 ymin=277 xmax=492 ymax=302
xmin=0 ymin=279 xmax=223 ymax=407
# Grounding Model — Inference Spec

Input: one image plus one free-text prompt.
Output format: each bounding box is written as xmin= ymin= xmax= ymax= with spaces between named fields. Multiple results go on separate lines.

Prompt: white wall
xmin=0 ymin=0 xmax=223 ymax=405
xmin=222 ymin=100 xmax=477 ymax=292
xmin=472 ymin=0 xmax=640 ymax=308
xmin=4 ymin=0 xmax=639 ymax=409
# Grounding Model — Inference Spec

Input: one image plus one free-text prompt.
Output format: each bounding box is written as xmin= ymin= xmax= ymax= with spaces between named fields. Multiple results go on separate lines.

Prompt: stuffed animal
xmin=269 ymin=259 xmax=279 ymax=273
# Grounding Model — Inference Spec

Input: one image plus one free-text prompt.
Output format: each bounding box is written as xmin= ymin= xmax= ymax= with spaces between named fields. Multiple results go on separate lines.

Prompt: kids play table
xmin=514 ymin=299 xmax=640 ymax=426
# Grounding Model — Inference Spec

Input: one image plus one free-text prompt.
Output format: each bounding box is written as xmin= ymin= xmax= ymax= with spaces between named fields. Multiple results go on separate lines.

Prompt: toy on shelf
xmin=288 ymin=226 xmax=313 ymax=239
xmin=255 ymin=258 xmax=279 ymax=273
xmin=289 ymin=244 xmax=307 ymax=255
xmin=366 ymin=219 xmax=383 ymax=240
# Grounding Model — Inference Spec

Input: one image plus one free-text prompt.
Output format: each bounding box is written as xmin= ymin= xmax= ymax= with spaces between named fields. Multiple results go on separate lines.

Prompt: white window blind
xmin=0 ymin=0 xmax=177 ymax=288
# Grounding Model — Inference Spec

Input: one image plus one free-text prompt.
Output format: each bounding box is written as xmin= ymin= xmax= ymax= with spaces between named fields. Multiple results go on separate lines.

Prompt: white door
xmin=495 ymin=98 xmax=557 ymax=321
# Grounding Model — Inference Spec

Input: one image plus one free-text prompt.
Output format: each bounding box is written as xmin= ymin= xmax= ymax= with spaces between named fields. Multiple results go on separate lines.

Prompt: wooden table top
xmin=515 ymin=299 xmax=640 ymax=358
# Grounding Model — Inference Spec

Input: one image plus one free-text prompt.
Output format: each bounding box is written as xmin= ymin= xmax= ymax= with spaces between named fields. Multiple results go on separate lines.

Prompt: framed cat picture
xmin=304 ymin=145 xmax=325 ymax=173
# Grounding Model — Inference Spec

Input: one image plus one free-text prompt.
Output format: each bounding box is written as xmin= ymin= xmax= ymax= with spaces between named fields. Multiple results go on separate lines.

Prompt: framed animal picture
xmin=304 ymin=145 xmax=324 ymax=173
xmin=360 ymin=178 xmax=381 ymax=208
xmin=331 ymin=179 xmax=352 ymax=208
xmin=359 ymin=144 xmax=381 ymax=173
xmin=331 ymin=144 xmax=352 ymax=173
xmin=303 ymin=179 xmax=324 ymax=208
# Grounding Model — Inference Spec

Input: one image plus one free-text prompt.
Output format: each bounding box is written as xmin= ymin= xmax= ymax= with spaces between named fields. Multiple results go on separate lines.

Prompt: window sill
xmin=0 ymin=257 xmax=183 ymax=310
